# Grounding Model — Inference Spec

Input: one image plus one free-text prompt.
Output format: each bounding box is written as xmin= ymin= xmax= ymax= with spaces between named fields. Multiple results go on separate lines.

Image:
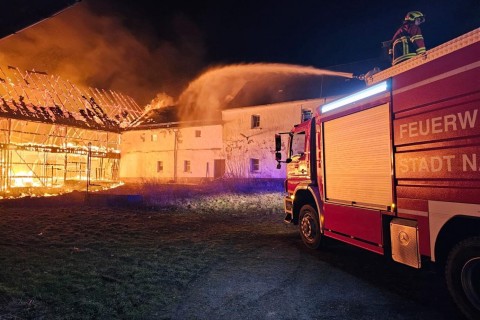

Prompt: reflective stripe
xmin=393 ymin=36 xmax=408 ymax=45
xmin=411 ymin=35 xmax=424 ymax=41
xmin=393 ymin=53 xmax=416 ymax=65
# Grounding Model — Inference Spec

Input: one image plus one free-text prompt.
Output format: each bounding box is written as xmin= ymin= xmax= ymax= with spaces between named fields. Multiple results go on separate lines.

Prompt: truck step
xmin=284 ymin=213 xmax=293 ymax=223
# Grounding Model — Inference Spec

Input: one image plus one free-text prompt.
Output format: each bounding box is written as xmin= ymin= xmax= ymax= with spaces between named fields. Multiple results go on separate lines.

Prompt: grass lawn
xmin=0 ymin=180 xmax=285 ymax=319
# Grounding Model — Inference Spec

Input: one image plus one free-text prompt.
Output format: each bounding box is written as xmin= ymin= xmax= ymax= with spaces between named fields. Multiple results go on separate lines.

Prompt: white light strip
xmin=321 ymin=81 xmax=388 ymax=113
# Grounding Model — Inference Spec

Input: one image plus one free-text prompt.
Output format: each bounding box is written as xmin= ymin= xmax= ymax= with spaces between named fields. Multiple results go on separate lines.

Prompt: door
xmin=214 ymin=159 xmax=225 ymax=179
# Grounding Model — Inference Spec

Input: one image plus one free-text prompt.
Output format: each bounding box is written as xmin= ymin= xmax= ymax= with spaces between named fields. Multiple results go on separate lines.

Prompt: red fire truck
xmin=275 ymin=28 xmax=479 ymax=319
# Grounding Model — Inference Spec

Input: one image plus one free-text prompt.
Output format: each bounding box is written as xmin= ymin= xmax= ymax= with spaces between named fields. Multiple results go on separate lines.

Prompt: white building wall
xmin=120 ymin=124 xmax=223 ymax=182
xmin=222 ymin=98 xmax=326 ymax=178
xmin=175 ymin=126 xmax=224 ymax=181
xmin=120 ymin=128 xmax=176 ymax=180
xmin=120 ymin=98 xmax=331 ymax=181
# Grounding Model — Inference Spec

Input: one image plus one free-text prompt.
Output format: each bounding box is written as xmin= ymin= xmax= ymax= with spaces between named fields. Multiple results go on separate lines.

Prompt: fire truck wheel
xmin=445 ymin=236 xmax=480 ymax=320
xmin=299 ymin=204 xmax=322 ymax=250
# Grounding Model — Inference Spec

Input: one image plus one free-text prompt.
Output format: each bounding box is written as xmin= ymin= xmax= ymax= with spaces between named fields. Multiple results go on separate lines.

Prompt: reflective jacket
xmin=391 ymin=23 xmax=426 ymax=65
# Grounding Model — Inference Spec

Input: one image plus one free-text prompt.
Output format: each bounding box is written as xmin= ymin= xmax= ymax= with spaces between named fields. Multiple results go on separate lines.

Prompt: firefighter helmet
xmin=404 ymin=11 xmax=425 ymax=23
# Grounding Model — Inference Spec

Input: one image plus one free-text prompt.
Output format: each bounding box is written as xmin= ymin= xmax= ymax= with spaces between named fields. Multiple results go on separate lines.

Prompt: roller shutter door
xmin=323 ymin=103 xmax=393 ymax=209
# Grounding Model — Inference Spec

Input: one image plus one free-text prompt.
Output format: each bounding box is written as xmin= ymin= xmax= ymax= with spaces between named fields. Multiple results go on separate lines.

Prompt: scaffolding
xmin=0 ymin=65 xmax=142 ymax=196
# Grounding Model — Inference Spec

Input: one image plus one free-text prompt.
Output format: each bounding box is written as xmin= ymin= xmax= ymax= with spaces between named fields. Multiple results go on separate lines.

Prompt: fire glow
xmin=0 ymin=65 xmax=134 ymax=197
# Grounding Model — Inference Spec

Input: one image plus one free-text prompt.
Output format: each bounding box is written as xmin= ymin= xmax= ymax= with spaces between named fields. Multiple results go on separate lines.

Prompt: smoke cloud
xmin=0 ymin=1 xmax=359 ymax=123
xmin=0 ymin=1 xmax=206 ymax=107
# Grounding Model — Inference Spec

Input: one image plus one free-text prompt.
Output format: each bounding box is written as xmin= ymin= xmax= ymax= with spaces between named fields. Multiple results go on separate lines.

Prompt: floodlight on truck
xmin=321 ymin=80 xmax=388 ymax=113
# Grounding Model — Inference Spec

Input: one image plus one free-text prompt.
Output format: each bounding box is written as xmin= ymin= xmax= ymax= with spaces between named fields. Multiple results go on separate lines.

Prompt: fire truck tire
xmin=299 ymin=204 xmax=322 ymax=250
xmin=445 ymin=236 xmax=480 ymax=320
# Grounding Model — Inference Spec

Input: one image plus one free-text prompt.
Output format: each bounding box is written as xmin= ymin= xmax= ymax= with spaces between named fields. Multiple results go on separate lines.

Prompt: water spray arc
xmin=176 ymin=62 xmax=357 ymax=122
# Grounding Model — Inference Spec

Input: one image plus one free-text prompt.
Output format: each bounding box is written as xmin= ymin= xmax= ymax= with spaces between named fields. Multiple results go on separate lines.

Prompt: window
xmin=290 ymin=132 xmax=306 ymax=158
xmin=251 ymin=115 xmax=260 ymax=128
xmin=184 ymin=160 xmax=191 ymax=172
xmin=195 ymin=130 xmax=201 ymax=137
xmin=250 ymin=158 xmax=260 ymax=172
xmin=151 ymin=134 xmax=158 ymax=142
xmin=157 ymin=161 xmax=163 ymax=173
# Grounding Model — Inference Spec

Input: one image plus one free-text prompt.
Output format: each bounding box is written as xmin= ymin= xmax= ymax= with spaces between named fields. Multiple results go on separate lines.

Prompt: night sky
xmin=0 ymin=0 xmax=478 ymax=106
xmin=90 ymin=0 xmax=479 ymax=68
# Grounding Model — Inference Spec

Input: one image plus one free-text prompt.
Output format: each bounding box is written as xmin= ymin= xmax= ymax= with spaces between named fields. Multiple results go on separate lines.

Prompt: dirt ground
xmin=0 ymin=181 xmax=467 ymax=319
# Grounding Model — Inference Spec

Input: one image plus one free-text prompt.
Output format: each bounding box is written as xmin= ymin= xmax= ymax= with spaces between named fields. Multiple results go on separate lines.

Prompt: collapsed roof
xmin=0 ymin=66 xmax=144 ymax=132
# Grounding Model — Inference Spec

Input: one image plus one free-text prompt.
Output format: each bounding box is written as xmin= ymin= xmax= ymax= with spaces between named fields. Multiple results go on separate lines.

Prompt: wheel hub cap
xmin=301 ymin=215 xmax=315 ymax=241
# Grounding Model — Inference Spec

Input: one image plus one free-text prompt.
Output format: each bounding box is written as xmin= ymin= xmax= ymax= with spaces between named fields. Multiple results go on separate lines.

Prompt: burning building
xmin=0 ymin=65 xmax=143 ymax=197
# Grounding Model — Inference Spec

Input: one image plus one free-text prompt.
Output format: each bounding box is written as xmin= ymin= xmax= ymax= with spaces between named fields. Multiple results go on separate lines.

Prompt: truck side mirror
xmin=275 ymin=134 xmax=281 ymax=152
xmin=275 ymin=152 xmax=282 ymax=161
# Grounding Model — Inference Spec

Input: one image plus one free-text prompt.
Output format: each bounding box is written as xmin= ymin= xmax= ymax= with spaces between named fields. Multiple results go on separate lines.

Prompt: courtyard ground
xmin=0 ymin=180 xmax=466 ymax=319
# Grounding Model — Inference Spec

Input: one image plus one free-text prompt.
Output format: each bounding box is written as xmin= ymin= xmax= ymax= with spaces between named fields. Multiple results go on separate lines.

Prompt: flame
xmin=144 ymin=92 xmax=175 ymax=112
xmin=11 ymin=170 xmax=36 ymax=187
